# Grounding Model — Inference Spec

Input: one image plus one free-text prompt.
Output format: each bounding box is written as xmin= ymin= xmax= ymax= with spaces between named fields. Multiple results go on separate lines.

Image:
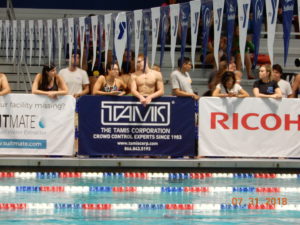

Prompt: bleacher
xmin=0 ymin=8 xmax=300 ymax=96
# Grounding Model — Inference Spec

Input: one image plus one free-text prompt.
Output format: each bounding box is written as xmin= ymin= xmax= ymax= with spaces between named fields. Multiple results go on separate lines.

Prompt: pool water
xmin=0 ymin=172 xmax=300 ymax=224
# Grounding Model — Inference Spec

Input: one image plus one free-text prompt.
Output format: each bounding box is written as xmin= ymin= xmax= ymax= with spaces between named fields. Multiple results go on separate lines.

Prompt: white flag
xmin=170 ymin=4 xmax=180 ymax=69
xmin=20 ymin=20 xmax=25 ymax=63
xmin=79 ymin=17 xmax=86 ymax=68
xmin=91 ymin=15 xmax=98 ymax=71
xmin=114 ymin=12 xmax=127 ymax=71
xmin=190 ymin=0 xmax=201 ymax=70
xmin=213 ymin=0 xmax=224 ymax=70
xmin=265 ymin=0 xmax=279 ymax=65
xmin=0 ymin=20 xmax=2 ymax=50
xmin=134 ymin=9 xmax=142 ymax=70
xmin=151 ymin=7 xmax=160 ymax=68
xmin=104 ymin=13 xmax=112 ymax=71
xmin=12 ymin=20 xmax=17 ymax=63
xmin=237 ymin=0 xmax=251 ymax=69
xmin=28 ymin=20 xmax=34 ymax=66
xmin=68 ymin=18 xmax=74 ymax=67
xmin=57 ymin=19 xmax=63 ymax=68
xmin=47 ymin=19 xmax=53 ymax=66
xmin=37 ymin=20 xmax=43 ymax=66
xmin=5 ymin=20 xmax=10 ymax=60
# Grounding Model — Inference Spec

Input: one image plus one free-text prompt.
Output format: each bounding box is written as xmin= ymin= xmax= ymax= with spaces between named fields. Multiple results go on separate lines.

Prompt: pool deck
xmin=0 ymin=157 xmax=299 ymax=172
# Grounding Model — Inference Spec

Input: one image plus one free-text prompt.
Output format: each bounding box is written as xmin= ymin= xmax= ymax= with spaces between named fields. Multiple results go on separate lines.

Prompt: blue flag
xmin=98 ymin=15 xmax=104 ymax=70
xmin=252 ymin=0 xmax=265 ymax=67
xmin=126 ymin=12 xmax=134 ymax=72
xmin=282 ymin=0 xmax=295 ymax=66
xmin=63 ymin=19 xmax=68 ymax=62
xmin=85 ymin=17 xmax=91 ymax=66
xmin=143 ymin=9 xmax=151 ymax=71
xmin=180 ymin=3 xmax=190 ymax=68
xmin=159 ymin=5 xmax=169 ymax=68
xmin=202 ymin=1 xmax=213 ymax=64
xmin=74 ymin=18 xmax=79 ymax=65
xmin=225 ymin=0 xmax=237 ymax=65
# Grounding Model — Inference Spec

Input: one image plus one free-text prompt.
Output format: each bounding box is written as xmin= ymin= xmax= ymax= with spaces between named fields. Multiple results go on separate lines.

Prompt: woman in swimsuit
xmin=32 ymin=64 xmax=68 ymax=99
xmin=93 ymin=62 xmax=126 ymax=96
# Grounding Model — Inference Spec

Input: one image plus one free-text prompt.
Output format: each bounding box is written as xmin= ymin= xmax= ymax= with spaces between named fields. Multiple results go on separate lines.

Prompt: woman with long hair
xmin=32 ymin=64 xmax=68 ymax=98
xmin=93 ymin=62 xmax=126 ymax=96
xmin=253 ymin=64 xmax=282 ymax=98
xmin=212 ymin=71 xmax=249 ymax=97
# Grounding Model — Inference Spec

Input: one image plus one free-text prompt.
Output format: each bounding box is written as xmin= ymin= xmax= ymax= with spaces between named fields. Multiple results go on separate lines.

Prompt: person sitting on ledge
xmin=170 ymin=57 xmax=200 ymax=100
xmin=93 ymin=62 xmax=126 ymax=96
xmin=253 ymin=64 xmax=282 ymax=99
xmin=32 ymin=64 xmax=68 ymax=99
xmin=212 ymin=71 xmax=249 ymax=97
xmin=131 ymin=54 xmax=164 ymax=106
xmin=0 ymin=73 xmax=11 ymax=96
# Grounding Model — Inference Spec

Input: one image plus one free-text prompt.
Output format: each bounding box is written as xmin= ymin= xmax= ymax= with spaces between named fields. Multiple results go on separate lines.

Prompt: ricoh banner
xmin=78 ymin=96 xmax=195 ymax=156
xmin=199 ymin=97 xmax=300 ymax=157
xmin=0 ymin=94 xmax=75 ymax=155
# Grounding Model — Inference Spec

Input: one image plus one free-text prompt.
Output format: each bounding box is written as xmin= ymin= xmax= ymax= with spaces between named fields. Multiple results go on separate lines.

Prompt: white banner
xmin=0 ymin=20 xmax=2 ymax=50
xmin=199 ymin=97 xmax=300 ymax=157
xmin=12 ymin=20 xmax=17 ymax=63
xmin=47 ymin=19 xmax=53 ymax=66
xmin=134 ymin=9 xmax=142 ymax=70
xmin=68 ymin=18 xmax=74 ymax=67
xmin=151 ymin=7 xmax=160 ymax=67
xmin=28 ymin=20 xmax=34 ymax=66
xmin=190 ymin=0 xmax=201 ymax=70
xmin=19 ymin=20 xmax=25 ymax=63
xmin=104 ymin=13 xmax=112 ymax=71
xmin=265 ymin=0 xmax=279 ymax=65
xmin=237 ymin=0 xmax=250 ymax=69
xmin=79 ymin=16 xmax=86 ymax=68
xmin=0 ymin=94 xmax=75 ymax=155
xmin=91 ymin=15 xmax=98 ymax=71
xmin=37 ymin=20 xmax=43 ymax=66
xmin=5 ymin=20 xmax=10 ymax=60
xmin=114 ymin=12 xmax=127 ymax=71
xmin=57 ymin=19 xmax=63 ymax=68
xmin=170 ymin=4 xmax=180 ymax=69
xmin=213 ymin=0 xmax=224 ymax=70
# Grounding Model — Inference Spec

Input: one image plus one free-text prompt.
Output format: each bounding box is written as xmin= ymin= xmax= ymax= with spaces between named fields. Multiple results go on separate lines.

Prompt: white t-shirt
xmin=59 ymin=68 xmax=89 ymax=95
xmin=216 ymin=83 xmax=242 ymax=95
xmin=170 ymin=70 xmax=194 ymax=94
xmin=278 ymin=79 xmax=292 ymax=98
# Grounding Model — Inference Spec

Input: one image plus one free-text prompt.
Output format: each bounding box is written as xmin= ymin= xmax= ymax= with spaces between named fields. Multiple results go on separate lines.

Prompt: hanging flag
xmin=0 ymin=20 xmax=2 ymax=50
xmin=90 ymin=15 xmax=98 ymax=71
xmin=68 ymin=18 xmax=74 ymax=67
xmin=265 ymin=0 xmax=279 ymax=65
xmin=213 ymin=0 xmax=224 ymax=70
xmin=225 ymin=0 xmax=237 ymax=66
xmin=298 ymin=0 xmax=300 ymax=32
xmin=73 ymin=18 xmax=79 ymax=66
xmin=114 ymin=12 xmax=127 ymax=71
xmin=237 ymin=0 xmax=251 ymax=69
xmin=84 ymin=17 xmax=91 ymax=67
xmin=179 ymin=3 xmax=190 ymax=68
xmin=134 ymin=9 xmax=142 ymax=70
xmin=190 ymin=0 xmax=201 ymax=70
xmin=28 ymin=20 xmax=34 ymax=66
xmin=282 ymin=0 xmax=295 ymax=66
xmin=78 ymin=17 xmax=86 ymax=68
xmin=63 ymin=19 xmax=68 ymax=62
xmin=104 ymin=13 xmax=112 ymax=71
xmin=12 ymin=20 xmax=17 ymax=63
xmin=159 ymin=6 xmax=170 ymax=68
xmin=202 ymin=1 xmax=212 ymax=64
xmin=151 ymin=7 xmax=161 ymax=68
xmin=47 ymin=19 xmax=53 ymax=66
xmin=251 ymin=0 xmax=264 ymax=67
xmin=5 ymin=20 xmax=10 ymax=60
xmin=57 ymin=19 xmax=63 ymax=68
xmin=125 ymin=12 xmax=134 ymax=72
xmin=170 ymin=4 xmax=180 ymax=69
xmin=143 ymin=9 xmax=151 ymax=71
xmin=98 ymin=15 xmax=104 ymax=70
xmin=37 ymin=20 xmax=43 ymax=66
xmin=20 ymin=20 xmax=25 ymax=63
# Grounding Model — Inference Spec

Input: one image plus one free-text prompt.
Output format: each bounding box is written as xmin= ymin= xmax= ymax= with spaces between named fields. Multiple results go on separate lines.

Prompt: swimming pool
xmin=0 ymin=172 xmax=300 ymax=224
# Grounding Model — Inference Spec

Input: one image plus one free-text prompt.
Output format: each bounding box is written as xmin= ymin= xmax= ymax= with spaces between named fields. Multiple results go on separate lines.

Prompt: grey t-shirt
xmin=170 ymin=70 xmax=194 ymax=94
xmin=278 ymin=79 xmax=292 ymax=98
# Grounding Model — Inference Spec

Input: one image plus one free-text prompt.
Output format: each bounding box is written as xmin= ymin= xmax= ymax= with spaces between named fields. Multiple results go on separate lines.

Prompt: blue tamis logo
xmin=101 ymin=101 xmax=170 ymax=126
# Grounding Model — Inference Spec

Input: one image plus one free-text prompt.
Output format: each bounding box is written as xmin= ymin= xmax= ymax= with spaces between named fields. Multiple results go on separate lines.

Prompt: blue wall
xmin=0 ymin=0 xmax=166 ymax=10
